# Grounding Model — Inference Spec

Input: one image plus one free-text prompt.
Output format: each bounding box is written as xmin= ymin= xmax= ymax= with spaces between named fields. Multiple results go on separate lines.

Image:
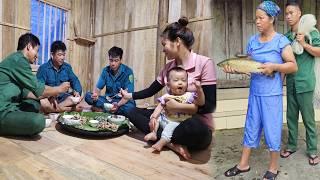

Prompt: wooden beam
xmin=188 ymin=16 xmax=215 ymax=24
xmin=317 ymin=0 xmax=320 ymax=29
xmin=40 ymin=0 xmax=71 ymax=10
xmin=0 ymin=22 xmax=30 ymax=31
xmin=93 ymin=25 xmax=158 ymax=38
xmin=154 ymin=0 xmax=169 ymax=102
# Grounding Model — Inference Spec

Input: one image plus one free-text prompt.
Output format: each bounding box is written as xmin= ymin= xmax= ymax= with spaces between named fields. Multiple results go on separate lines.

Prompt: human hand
xmin=109 ymin=102 xmax=118 ymax=113
xmin=91 ymin=92 xmax=98 ymax=101
xmin=59 ymin=82 xmax=70 ymax=93
xmin=164 ymin=98 xmax=179 ymax=113
xmin=223 ymin=64 xmax=238 ymax=74
xmin=259 ymin=63 xmax=275 ymax=76
xmin=48 ymin=96 xmax=58 ymax=110
xmin=192 ymin=80 xmax=202 ymax=90
xmin=149 ymin=116 xmax=158 ymax=131
xmin=73 ymin=91 xmax=80 ymax=97
xmin=120 ymin=88 xmax=132 ymax=100
xmin=296 ymin=33 xmax=307 ymax=48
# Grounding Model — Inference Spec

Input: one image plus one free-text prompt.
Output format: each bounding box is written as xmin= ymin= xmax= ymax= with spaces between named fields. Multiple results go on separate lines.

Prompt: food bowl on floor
xmin=62 ymin=115 xmax=81 ymax=126
xmin=104 ymin=103 xmax=114 ymax=111
xmin=49 ymin=113 xmax=60 ymax=121
xmin=89 ymin=120 xmax=99 ymax=127
xmin=45 ymin=118 xmax=52 ymax=128
xmin=107 ymin=115 xmax=126 ymax=125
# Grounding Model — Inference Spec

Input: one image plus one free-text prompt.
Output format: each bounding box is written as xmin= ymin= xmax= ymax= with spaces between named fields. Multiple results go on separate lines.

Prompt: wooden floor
xmin=0 ymin=122 xmax=213 ymax=180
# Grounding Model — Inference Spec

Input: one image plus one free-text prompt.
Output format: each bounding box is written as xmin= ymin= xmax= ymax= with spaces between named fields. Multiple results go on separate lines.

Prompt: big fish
xmin=217 ymin=57 xmax=263 ymax=74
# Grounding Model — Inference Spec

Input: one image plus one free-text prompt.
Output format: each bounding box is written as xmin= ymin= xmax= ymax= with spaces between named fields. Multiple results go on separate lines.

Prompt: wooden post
xmin=317 ymin=0 xmax=320 ymax=29
xmin=154 ymin=0 xmax=169 ymax=102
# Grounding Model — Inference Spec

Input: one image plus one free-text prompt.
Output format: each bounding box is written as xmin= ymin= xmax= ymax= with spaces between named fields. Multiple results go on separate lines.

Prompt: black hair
xmin=285 ymin=1 xmax=301 ymax=10
xmin=161 ymin=17 xmax=194 ymax=50
xmin=50 ymin=40 xmax=66 ymax=53
xmin=108 ymin=46 xmax=123 ymax=59
xmin=166 ymin=66 xmax=188 ymax=81
xmin=17 ymin=33 xmax=40 ymax=51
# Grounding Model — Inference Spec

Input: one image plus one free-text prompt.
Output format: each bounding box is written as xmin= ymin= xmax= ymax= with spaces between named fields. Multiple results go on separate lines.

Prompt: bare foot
xmin=91 ymin=106 xmax=104 ymax=112
xmin=152 ymin=138 xmax=168 ymax=151
xmin=167 ymin=143 xmax=191 ymax=160
xmin=72 ymin=105 xmax=83 ymax=112
xmin=56 ymin=106 xmax=72 ymax=113
xmin=144 ymin=132 xmax=157 ymax=141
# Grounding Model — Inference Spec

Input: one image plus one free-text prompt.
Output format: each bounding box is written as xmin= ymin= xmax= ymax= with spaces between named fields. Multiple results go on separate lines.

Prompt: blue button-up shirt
xmin=96 ymin=64 xmax=134 ymax=98
xmin=36 ymin=59 xmax=82 ymax=97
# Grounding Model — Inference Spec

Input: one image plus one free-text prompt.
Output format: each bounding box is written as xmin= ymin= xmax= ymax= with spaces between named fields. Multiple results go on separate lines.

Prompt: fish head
xmin=217 ymin=60 xmax=229 ymax=67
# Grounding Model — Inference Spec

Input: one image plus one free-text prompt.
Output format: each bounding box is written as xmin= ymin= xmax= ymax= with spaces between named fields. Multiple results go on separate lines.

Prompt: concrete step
xmin=215 ymin=88 xmax=320 ymax=130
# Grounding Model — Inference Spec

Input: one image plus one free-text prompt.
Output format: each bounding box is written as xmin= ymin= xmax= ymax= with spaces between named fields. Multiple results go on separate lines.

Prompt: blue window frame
xmin=30 ymin=0 xmax=67 ymax=65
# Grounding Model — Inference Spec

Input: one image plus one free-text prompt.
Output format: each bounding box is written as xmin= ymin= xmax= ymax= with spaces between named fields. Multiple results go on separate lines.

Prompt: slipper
xmin=280 ymin=149 xmax=296 ymax=158
xmin=308 ymin=155 xmax=320 ymax=166
xmin=224 ymin=165 xmax=250 ymax=177
xmin=263 ymin=170 xmax=279 ymax=180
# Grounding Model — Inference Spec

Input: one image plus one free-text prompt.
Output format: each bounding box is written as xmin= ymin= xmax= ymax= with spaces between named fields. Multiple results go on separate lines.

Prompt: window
xmin=30 ymin=0 xmax=67 ymax=65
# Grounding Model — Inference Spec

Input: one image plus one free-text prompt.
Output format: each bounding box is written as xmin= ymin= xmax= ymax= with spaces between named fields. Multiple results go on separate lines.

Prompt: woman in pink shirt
xmin=121 ymin=17 xmax=216 ymax=159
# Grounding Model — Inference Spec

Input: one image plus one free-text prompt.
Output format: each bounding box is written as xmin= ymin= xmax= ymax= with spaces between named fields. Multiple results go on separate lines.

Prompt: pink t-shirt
xmin=156 ymin=52 xmax=216 ymax=129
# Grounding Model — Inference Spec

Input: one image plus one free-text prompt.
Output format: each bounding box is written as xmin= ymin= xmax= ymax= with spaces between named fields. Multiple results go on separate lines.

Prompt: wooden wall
xmin=318 ymin=0 xmax=320 ymax=29
xmin=0 ymin=0 xmax=30 ymax=60
xmin=92 ymin=0 xmax=159 ymax=106
xmin=0 ymin=0 xmax=319 ymax=100
xmin=66 ymin=0 xmax=94 ymax=93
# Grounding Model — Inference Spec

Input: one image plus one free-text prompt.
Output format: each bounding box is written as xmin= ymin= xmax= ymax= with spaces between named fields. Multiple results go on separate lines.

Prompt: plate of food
xmin=107 ymin=115 xmax=126 ymax=125
xmin=57 ymin=112 xmax=129 ymax=137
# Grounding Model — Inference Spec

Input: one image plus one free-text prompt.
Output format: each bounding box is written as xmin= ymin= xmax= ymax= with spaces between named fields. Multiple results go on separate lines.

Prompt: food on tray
xmin=89 ymin=120 xmax=99 ymax=127
xmin=97 ymin=121 xmax=119 ymax=132
xmin=107 ymin=115 xmax=126 ymax=125
xmin=62 ymin=114 xmax=82 ymax=125
xmin=59 ymin=113 xmax=127 ymax=132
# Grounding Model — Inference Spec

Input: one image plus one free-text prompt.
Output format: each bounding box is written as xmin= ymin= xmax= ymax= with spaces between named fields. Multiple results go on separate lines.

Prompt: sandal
xmin=280 ymin=149 xmax=296 ymax=158
xmin=224 ymin=165 xmax=250 ymax=177
xmin=308 ymin=155 xmax=320 ymax=166
xmin=263 ymin=170 xmax=279 ymax=180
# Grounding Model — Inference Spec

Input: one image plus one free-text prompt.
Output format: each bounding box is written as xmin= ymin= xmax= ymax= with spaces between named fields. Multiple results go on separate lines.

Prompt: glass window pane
xmin=30 ymin=1 xmax=67 ymax=65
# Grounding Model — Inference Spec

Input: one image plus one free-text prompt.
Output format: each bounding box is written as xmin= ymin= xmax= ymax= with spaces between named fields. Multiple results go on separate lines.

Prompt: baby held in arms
xmin=144 ymin=67 xmax=205 ymax=151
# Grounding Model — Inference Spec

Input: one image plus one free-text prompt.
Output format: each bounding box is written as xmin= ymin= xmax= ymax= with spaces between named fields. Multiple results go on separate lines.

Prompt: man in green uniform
xmin=281 ymin=2 xmax=320 ymax=165
xmin=0 ymin=33 xmax=70 ymax=136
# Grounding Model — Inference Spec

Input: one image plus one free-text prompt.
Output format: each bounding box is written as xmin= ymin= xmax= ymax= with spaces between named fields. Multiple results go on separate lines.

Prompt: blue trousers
xmin=84 ymin=92 xmax=135 ymax=116
xmin=243 ymin=94 xmax=283 ymax=151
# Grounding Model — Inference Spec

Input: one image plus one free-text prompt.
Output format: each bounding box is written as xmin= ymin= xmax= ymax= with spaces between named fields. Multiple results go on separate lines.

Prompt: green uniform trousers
xmin=0 ymin=99 xmax=45 ymax=136
xmin=287 ymin=90 xmax=318 ymax=155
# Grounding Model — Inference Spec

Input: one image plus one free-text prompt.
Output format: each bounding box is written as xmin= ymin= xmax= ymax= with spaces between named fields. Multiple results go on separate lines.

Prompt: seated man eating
xmin=37 ymin=41 xmax=83 ymax=112
xmin=85 ymin=46 xmax=135 ymax=116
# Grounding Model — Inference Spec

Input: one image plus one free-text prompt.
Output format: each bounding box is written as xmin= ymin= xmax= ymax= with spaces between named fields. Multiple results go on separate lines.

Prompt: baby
xmin=144 ymin=67 xmax=205 ymax=152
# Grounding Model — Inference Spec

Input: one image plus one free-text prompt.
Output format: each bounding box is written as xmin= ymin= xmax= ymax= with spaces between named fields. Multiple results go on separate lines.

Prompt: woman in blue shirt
xmin=223 ymin=1 xmax=297 ymax=179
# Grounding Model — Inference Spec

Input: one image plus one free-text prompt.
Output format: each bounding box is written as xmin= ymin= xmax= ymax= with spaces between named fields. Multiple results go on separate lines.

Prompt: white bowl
xmin=107 ymin=115 xmax=126 ymax=125
xmin=104 ymin=103 xmax=114 ymax=111
xmin=70 ymin=96 xmax=81 ymax=104
xmin=45 ymin=118 xmax=52 ymax=128
xmin=62 ymin=115 xmax=81 ymax=125
xmin=49 ymin=113 xmax=60 ymax=121
xmin=89 ymin=120 xmax=99 ymax=127
xmin=62 ymin=115 xmax=74 ymax=119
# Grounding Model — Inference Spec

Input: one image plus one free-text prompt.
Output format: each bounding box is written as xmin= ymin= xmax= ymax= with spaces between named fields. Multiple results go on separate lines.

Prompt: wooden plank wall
xmin=318 ymin=0 xmax=320 ymax=29
xmin=0 ymin=0 xmax=319 ymax=95
xmin=217 ymin=0 xmax=245 ymax=88
xmin=67 ymin=0 xmax=93 ymax=93
xmin=92 ymin=0 xmax=159 ymax=106
xmin=0 ymin=0 xmax=30 ymax=61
